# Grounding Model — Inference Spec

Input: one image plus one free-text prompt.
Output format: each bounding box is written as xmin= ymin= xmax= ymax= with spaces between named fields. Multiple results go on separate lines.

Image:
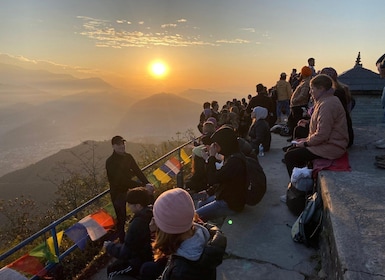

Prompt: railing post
xmin=176 ymin=148 xmax=185 ymax=188
xmin=50 ymin=227 xmax=60 ymax=262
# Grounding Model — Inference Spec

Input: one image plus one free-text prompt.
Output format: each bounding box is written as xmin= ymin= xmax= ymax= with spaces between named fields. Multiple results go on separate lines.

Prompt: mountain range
xmin=0 ymin=60 xmax=243 ymax=179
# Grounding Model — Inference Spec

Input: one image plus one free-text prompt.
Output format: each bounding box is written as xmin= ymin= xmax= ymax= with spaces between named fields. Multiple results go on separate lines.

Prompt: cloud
xmin=216 ymin=39 xmax=250 ymax=44
xmin=240 ymin=28 xmax=255 ymax=33
xmin=76 ymin=16 xmax=260 ymax=48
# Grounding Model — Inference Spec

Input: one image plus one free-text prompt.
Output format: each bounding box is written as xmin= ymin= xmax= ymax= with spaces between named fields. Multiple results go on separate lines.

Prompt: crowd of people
xmin=100 ymin=54 xmax=385 ymax=279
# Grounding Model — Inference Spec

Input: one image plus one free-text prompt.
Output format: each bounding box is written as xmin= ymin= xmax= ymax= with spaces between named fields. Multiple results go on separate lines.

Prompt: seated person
xmin=195 ymin=126 xmax=248 ymax=222
xmin=186 ymin=121 xmax=217 ymax=194
xmin=284 ymin=74 xmax=349 ymax=177
xmin=248 ymin=106 xmax=271 ymax=152
xmin=104 ymin=187 xmax=153 ymax=279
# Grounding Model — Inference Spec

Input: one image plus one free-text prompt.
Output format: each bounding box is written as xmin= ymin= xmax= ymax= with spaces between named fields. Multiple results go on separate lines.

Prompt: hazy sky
xmin=1 ymin=0 xmax=384 ymax=94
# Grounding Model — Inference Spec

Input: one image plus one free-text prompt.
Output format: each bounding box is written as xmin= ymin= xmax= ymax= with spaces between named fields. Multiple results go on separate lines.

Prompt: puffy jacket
xmin=160 ymin=223 xmax=227 ymax=280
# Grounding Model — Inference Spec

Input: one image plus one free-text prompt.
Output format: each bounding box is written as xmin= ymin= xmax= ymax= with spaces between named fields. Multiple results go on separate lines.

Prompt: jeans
xmin=196 ymin=196 xmax=236 ymax=222
xmin=276 ymin=100 xmax=290 ymax=120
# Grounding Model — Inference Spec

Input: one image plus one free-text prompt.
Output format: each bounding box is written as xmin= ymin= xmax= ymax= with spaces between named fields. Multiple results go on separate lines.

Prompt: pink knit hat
xmin=153 ymin=188 xmax=195 ymax=234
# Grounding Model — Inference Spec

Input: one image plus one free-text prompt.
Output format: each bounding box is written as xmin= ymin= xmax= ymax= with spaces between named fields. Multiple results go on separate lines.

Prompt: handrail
xmin=0 ymin=138 xmax=195 ymax=279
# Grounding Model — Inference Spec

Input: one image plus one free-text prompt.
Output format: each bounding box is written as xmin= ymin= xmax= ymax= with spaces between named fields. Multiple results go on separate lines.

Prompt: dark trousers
xmin=287 ymin=106 xmax=307 ymax=136
xmin=111 ymin=194 xmax=127 ymax=243
xmin=284 ymin=147 xmax=321 ymax=177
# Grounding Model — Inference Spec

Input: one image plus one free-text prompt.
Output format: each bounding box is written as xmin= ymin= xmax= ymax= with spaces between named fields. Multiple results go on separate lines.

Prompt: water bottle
xmin=258 ymin=144 xmax=264 ymax=157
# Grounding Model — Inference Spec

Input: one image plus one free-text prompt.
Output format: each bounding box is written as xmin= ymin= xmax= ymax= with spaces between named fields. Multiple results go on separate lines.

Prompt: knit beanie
xmin=153 ymin=188 xmax=195 ymax=234
xmin=301 ymin=66 xmax=312 ymax=77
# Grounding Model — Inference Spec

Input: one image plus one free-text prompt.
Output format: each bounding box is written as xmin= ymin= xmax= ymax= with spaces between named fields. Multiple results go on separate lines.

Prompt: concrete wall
xmin=351 ymin=95 xmax=384 ymax=125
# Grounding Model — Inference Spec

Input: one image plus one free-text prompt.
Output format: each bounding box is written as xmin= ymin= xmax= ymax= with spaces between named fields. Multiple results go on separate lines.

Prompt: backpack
xmin=232 ymin=153 xmax=267 ymax=206
xmin=286 ymin=177 xmax=314 ymax=216
xmin=291 ymin=192 xmax=323 ymax=248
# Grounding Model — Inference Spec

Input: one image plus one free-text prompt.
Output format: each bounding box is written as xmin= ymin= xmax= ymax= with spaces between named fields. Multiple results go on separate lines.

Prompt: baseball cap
xmin=111 ymin=135 xmax=126 ymax=145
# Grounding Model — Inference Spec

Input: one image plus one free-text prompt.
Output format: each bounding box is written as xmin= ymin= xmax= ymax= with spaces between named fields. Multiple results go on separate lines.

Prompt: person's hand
xmin=208 ymin=143 xmax=218 ymax=157
xmin=198 ymin=190 xmax=209 ymax=201
xmin=145 ymin=183 xmax=155 ymax=195
xmin=149 ymin=217 xmax=157 ymax=233
xmin=103 ymin=241 xmax=111 ymax=249
xmin=297 ymin=119 xmax=309 ymax=127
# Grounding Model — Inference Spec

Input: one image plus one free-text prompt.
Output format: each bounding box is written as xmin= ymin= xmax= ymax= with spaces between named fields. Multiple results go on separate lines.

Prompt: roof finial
xmin=355 ymin=52 xmax=362 ymax=68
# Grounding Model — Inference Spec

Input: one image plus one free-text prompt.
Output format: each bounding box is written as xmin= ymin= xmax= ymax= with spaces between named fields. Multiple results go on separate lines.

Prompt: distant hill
xmin=115 ymin=92 xmax=202 ymax=141
xmin=178 ymin=88 xmax=247 ymax=107
xmin=0 ymin=140 xmax=152 ymax=207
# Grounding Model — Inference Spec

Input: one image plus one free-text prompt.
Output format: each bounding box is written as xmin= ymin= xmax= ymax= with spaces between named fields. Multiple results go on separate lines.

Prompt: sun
xmin=149 ymin=61 xmax=168 ymax=78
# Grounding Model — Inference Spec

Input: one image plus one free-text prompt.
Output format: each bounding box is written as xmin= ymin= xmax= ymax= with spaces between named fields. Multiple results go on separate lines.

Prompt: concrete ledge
xmin=318 ymin=170 xmax=385 ymax=279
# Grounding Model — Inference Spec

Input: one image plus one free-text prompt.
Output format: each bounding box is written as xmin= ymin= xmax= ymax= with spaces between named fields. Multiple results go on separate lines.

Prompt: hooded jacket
xmin=249 ymin=107 xmax=271 ymax=152
xmin=160 ymin=223 xmax=227 ymax=280
xmin=205 ymin=127 xmax=247 ymax=212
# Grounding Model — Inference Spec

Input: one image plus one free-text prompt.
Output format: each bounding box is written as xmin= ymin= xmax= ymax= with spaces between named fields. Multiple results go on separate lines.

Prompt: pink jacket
xmin=306 ymin=93 xmax=348 ymax=159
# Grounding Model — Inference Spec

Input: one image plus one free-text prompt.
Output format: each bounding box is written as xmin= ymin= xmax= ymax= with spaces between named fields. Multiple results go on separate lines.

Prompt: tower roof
xmin=338 ymin=52 xmax=385 ymax=92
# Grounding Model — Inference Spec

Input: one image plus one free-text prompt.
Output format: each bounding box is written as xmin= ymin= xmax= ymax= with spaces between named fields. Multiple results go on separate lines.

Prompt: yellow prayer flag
xmin=153 ymin=168 xmax=172 ymax=184
xmin=180 ymin=148 xmax=191 ymax=164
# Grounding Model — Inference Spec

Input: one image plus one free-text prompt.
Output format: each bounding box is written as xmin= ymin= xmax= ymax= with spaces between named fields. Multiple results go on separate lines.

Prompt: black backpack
xmin=232 ymin=153 xmax=267 ymax=206
xmin=291 ymin=192 xmax=323 ymax=248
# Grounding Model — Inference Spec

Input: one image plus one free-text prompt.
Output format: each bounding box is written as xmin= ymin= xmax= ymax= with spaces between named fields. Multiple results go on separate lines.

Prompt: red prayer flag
xmin=7 ymin=254 xmax=46 ymax=277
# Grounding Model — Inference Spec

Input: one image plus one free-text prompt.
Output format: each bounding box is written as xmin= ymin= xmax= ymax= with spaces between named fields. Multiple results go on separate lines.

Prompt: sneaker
xmin=375 ymin=161 xmax=385 ymax=169
xmin=375 ymin=155 xmax=385 ymax=161
xmin=280 ymin=195 xmax=287 ymax=203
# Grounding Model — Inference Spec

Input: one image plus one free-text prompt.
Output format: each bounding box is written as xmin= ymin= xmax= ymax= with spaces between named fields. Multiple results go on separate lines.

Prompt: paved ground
xmin=91 ymin=123 xmax=385 ymax=280
xmin=91 ymin=132 xmax=321 ymax=280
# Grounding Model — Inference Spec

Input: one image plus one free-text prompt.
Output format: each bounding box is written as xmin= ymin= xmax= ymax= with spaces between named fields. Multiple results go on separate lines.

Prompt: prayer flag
xmin=103 ymin=202 xmax=116 ymax=219
xmin=90 ymin=209 xmax=115 ymax=230
xmin=0 ymin=267 xmax=28 ymax=280
xmin=7 ymin=254 xmax=46 ymax=277
xmin=147 ymin=173 xmax=161 ymax=188
xmin=79 ymin=215 xmax=107 ymax=241
xmin=180 ymin=149 xmax=191 ymax=164
xmin=64 ymin=223 xmax=88 ymax=250
xmin=153 ymin=168 xmax=172 ymax=184
xmin=164 ymin=157 xmax=181 ymax=176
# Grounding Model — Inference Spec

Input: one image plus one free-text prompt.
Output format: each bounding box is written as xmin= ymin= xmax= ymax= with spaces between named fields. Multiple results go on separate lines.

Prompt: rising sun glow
xmin=149 ymin=61 xmax=168 ymax=78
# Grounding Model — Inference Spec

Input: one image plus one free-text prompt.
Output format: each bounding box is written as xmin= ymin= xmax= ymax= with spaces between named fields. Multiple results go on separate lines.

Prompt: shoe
xmin=281 ymin=158 xmax=286 ymax=164
xmin=374 ymin=161 xmax=385 ymax=169
xmin=375 ymin=155 xmax=385 ymax=161
xmin=286 ymin=137 xmax=293 ymax=142
xmin=282 ymin=144 xmax=293 ymax=152
xmin=280 ymin=195 xmax=287 ymax=203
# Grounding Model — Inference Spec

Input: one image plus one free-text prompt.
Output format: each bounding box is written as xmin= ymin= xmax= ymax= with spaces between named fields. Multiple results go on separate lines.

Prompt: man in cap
xmin=106 ymin=135 xmax=153 ymax=243
xmin=275 ymin=72 xmax=292 ymax=124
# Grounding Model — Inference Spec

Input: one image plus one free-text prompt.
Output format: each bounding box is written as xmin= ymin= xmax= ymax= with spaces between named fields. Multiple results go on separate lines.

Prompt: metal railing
xmin=0 ymin=139 xmax=194 ymax=279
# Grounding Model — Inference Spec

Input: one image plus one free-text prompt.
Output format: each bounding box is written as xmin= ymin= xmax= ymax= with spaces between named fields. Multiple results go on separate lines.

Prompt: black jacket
xmin=106 ymin=151 xmax=149 ymax=197
xmin=106 ymin=207 xmax=153 ymax=267
xmin=206 ymin=127 xmax=248 ymax=212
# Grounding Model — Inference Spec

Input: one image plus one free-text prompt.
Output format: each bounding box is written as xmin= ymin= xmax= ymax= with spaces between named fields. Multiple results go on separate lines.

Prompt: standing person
xmin=289 ymin=68 xmax=300 ymax=90
xmin=210 ymin=101 xmax=220 ymax=123
xmin=195 ymin=126 xmax=248 ymax=222
xmin=286 ymin=66 xmax=312 ymax=139
xmin=284 ymin=74 xmax=348 ymax=177
xmin=246 ymin=83 xmax=276 ymax=128
xmin=198 ymin=102 xmax=212 ymax=133
xmin=308 ymin=57 xmax=317 ymax=76
xmin=104 ymin=187 xmax=154 ymax=279
xmin=248 ymin=106 xmax=271 ymax=153
xmin=106 ymin=135 xmax=152 ymax=243
xmin=151 ymin=188 xmax=227 ymax=280
xmin=376 ymin=54 xmax=385 ymax=122
xmin=275 ymin=72 xmax=292 ymax=123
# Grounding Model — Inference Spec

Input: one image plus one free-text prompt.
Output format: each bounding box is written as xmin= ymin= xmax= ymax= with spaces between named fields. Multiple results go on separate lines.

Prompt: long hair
xmin=152 ymin=214 xmax=201 ymax=261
